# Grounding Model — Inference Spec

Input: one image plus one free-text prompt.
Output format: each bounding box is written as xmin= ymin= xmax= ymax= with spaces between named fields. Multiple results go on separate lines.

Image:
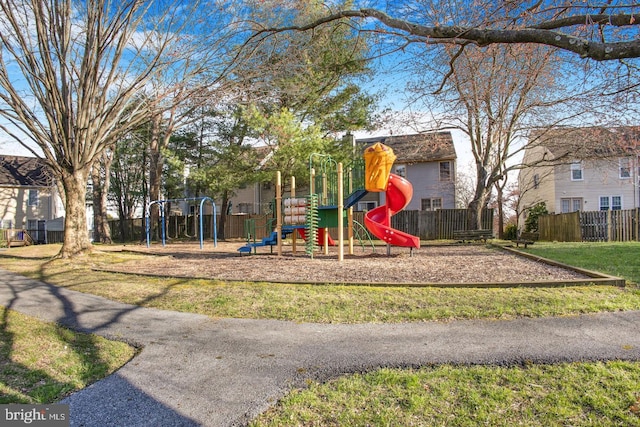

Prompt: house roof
xmin=356 ymin=132 xmax=456 ymax=163
xmin=0 ymin=155 xmax=54 ymax=187
xmin=529 ymin=126 xmax=640 ymax=160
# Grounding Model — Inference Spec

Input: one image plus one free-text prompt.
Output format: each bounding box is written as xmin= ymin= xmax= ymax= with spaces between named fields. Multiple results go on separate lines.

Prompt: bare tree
xmin=0 ymin=0 xmax=246 ymax=257
xmin=410 ymin=44 xmax=573 ymax=230
xmin=139 ymin=1 xmax=256 ymax=238
xmin=254 ymin=4 xmax=640 ymax=61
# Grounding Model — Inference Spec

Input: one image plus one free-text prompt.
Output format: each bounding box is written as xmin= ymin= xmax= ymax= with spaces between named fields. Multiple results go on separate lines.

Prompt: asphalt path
xmin=1 ymin=268 xmax=639 ymax=426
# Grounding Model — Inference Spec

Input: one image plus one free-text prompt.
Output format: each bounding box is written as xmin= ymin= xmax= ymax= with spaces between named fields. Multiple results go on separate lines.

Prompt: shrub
xmin=524 ymin=202 xmax=548 ymax=233
xmin=503 ymin=223 xmax=518 ymax=240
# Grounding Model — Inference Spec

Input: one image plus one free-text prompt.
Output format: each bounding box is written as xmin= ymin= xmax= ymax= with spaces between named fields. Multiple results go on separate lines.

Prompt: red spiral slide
xmin=364 ymin=174 xmax=420 ymax=248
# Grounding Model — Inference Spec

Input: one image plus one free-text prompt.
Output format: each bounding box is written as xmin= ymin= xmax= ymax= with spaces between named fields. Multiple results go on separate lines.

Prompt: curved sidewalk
xmin=1 ymin=269 xmax=639 ymax=426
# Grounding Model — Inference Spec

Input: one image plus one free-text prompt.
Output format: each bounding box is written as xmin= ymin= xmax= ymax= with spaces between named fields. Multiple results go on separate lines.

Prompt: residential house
xmin=355 ymin=132 xmax=457 ymax=211
xmin=518 ymin=126 xmax=639 ymax=222
xmin=0 ymin=155 xmax=64 ymax=243
xmin=229 ymin=132 xmax=457 ymax=214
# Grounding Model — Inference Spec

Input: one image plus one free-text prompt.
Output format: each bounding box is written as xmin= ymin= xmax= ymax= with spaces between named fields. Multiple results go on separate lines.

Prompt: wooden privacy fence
xmin=110 ymin=208 xmax=494 ymax=243
xmin=402 ymin=208 xmax=493 ymax=240
xmin=538 ymin=208 xmax=639 ymax=242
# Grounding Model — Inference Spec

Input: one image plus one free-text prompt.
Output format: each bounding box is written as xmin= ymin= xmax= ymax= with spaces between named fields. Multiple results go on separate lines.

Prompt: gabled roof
xmin=529 ymin=126 xmax=640 ymax=160
xmin=0 ymin=155 xmax=54 ymax=187
xmin=356 ymin=132 xmax=456 ymax=163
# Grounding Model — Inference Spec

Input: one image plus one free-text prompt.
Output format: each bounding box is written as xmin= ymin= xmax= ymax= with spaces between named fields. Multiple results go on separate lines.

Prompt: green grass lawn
xmin=0 ymin=242 xmax=639 ymax=425
xmin=0 ymin=307 xmax=136 ymax=403
xmin=522 ymin=241 xmax=640 ymax=284
xmin=252 ymin=362 xmax=640 ymax=427
xmin=0 ymin=244 xmax=638 ymax=324
xmin=251 ymin=241 xmax=640 ymax=426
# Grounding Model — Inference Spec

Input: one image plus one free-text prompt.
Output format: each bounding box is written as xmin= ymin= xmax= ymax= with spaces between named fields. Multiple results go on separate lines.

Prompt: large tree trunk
xmin=91 ymin=165 xmax=112 ymax=244
xmin=148 ymin=113 xmax=163 ymax=239
xmin=495 ymin=184 xmax=504 ymax=239
xmin=59 ymin=169 xmax=92 ymax=258
xmin=466 ymin=168 xmax=491 ymax=230
xmin=91 ymin=152 xmax=114 ymax=244
xmin=467 ymin=198 xmax=482 ymax=230
xmin=218 ymin=191 xmax=230 ymax=241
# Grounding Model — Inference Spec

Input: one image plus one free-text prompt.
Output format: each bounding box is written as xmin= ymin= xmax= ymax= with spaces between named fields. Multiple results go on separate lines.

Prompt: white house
xmin=0 ymin=155 xmax=64 ymax=243
xmin=518 ymin=126 xmax=639 ymax=220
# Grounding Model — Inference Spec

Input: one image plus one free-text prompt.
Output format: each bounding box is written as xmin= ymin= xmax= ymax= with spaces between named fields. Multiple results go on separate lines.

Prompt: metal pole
xmin=160 ymin=201 xmax=166 ymax=247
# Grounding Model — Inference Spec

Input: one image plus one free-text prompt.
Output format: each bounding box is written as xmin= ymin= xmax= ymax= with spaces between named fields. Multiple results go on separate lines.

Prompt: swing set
xmin=145 ymin=197 xmax=218 ymax=249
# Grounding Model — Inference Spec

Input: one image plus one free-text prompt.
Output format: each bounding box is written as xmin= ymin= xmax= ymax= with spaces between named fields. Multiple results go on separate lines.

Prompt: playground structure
xmin=239 ymin=143 xmax=420 ymax=257
xmin=238 ymin=153 xmax=369 ymax=258
xmin=363 ymin=143 xmax=421 ymax=250
xmin=146 ymin=197 xmax=218 ymax=249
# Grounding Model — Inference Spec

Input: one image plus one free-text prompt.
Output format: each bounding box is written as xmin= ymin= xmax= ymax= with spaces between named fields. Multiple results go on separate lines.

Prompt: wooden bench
xmin=453 ymin=229 xmax=494 ymax=243
xmin=513 ymin=231 xmax=539 ymax=248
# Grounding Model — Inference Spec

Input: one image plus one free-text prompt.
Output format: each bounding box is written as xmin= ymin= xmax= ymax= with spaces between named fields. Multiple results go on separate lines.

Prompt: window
xmin=394 ymin=164 xmax=406 ymax=178
xmin=612 ymin=196 xmax=622 ymax=210
xmin=533 ymin=174 xmax=540 ymax=189
xmin=599 ymin=196 xmax=609 ymax=211
xmin=561 ymin=198 xmax=582 ymax=213
xmin=573 ymin=198 xmax=583 ymax=212
xmin=570 ymin=161 xmax=583 ymax=181
xmin=439 ymin=161 xmax=451 ymax=181
xmin=600 ymin=196 xmax=623 ymax=211
xmin=619 ymin=158 xmax=631 ymax=179
xmin=28 ymin=189 xmax=38 ymax=207
xmin=237 ymin=203 xmax=254 ymax=214
xmin=357 ymin=201 xmax=377 ymax=212
xmin=421 ymin=198 xmax=442 ymax=211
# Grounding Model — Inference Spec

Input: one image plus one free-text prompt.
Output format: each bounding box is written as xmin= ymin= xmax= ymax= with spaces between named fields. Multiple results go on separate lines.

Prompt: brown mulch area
xmin=100 ymin=241 xmax=592 ymax=285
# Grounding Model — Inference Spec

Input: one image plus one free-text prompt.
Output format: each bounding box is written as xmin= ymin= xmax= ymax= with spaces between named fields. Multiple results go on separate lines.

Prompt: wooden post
xmin=276 ymin=171 xmax=282 ymax=256
xmin=310 ymin=168 xmax=315 ymax=194
xmin=291 ymin=176 xmax=296 ymax=254
xmin=324 ymin=226 xmax=329 ymax=255
xmin=338 ymin=162 xmax=344 ymax=262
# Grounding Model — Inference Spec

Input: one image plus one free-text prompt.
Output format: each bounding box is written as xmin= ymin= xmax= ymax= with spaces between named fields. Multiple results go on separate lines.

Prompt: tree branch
xmin=253 ymin=8 xmax=640 ymax=61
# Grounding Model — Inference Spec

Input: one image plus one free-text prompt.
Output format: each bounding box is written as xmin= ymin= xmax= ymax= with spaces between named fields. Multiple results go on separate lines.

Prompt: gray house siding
xmin=402 ymin=162 xmax=456 ymax=210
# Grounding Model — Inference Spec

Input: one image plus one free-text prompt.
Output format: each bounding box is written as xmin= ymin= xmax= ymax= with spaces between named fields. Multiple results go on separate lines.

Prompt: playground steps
xmin=237 ymin=228 xmax=297 ymax=253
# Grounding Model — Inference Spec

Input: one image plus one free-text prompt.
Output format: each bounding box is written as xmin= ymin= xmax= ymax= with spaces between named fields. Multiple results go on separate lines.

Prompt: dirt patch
xmin=100 ymin=241 xmax=595 ymax=286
